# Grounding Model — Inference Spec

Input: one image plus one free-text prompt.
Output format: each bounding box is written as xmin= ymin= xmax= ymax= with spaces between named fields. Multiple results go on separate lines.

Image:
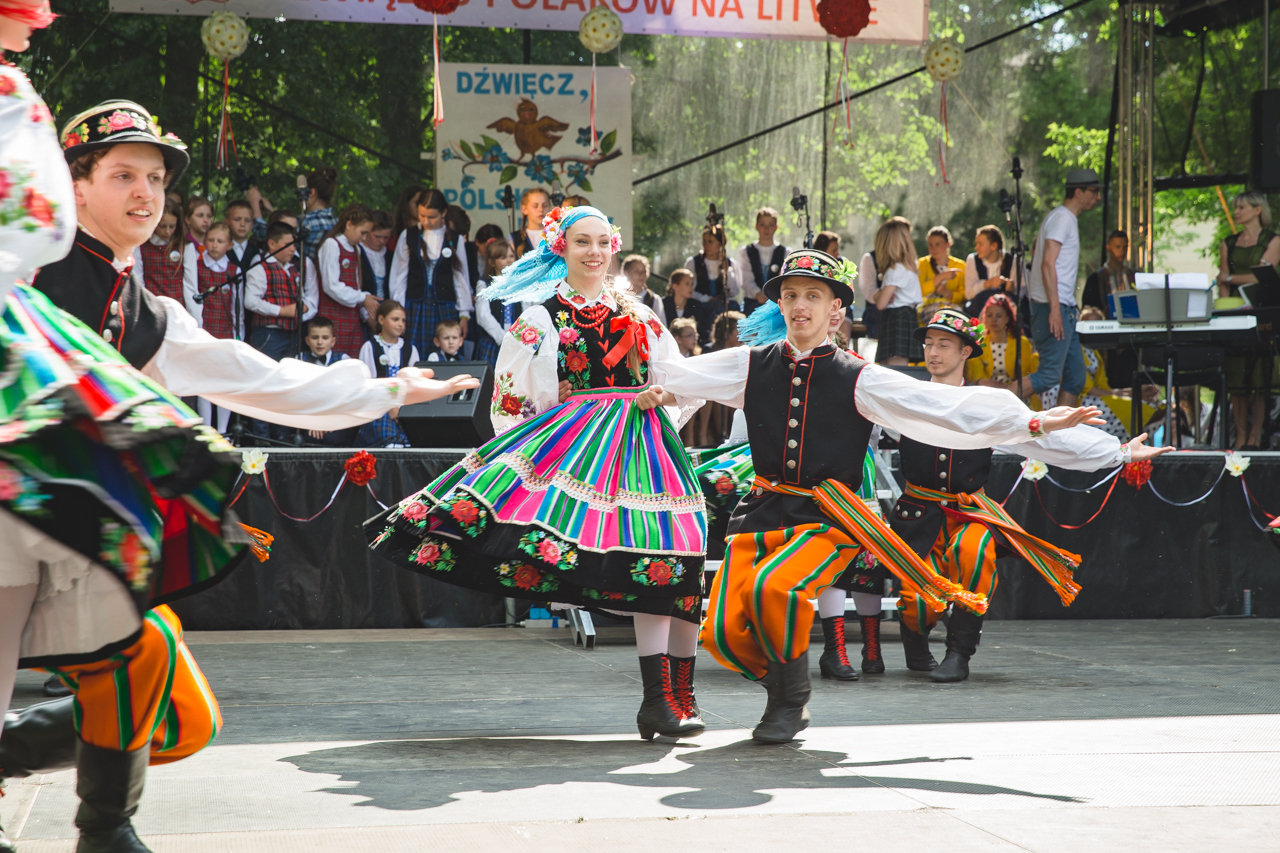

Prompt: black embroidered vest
xmin=891 ymin=434 xmax=999 ymax=558
xmin=692 ymin=255 xmax=727 ymax=300
xmin=359 ymin=245 xmax=391 ymax=299
xmin=728 ymin=342 xmax=872 ymax=536
xmin=746 ymin=244 xmax=786 ymax=291
xmin=34 ymin=230 xmax=168 ymax=371
xmin=541 ymin=293 xmax=646 ymax=390
xmin=405 ymin=226 xmax=458 ymax=304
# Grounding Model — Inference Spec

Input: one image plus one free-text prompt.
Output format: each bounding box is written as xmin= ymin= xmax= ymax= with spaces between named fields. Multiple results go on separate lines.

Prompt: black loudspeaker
xmin=397 ymin=361 xmax=495 ymax=449
xmin=1251 ymin=90 xmax=1280 ymax=192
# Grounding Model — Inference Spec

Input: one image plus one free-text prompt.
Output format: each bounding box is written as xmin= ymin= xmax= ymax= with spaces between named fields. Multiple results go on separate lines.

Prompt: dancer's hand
xmin=558 ymin=380 xmax=572 ymax=403
xmin=636 ymin=385 xmax=676 ymax=411
xmin=1038 ymin=405 xmax=1106 ymax=433
xmin=1126 ymin=432 xmax=1173 ymax=463
xmin=398 ymin=367 xmax=480 ymax=405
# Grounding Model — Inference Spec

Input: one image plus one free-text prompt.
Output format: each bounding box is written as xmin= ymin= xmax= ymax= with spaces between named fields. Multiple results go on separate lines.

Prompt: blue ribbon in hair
xmin=482 ymin=206 xmax=612 ymax=306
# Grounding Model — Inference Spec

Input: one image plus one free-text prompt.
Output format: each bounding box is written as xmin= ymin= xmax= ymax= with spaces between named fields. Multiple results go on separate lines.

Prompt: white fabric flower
xmin=241 ymin=448 xmax=268 ymax=475
xmin=1021 ymin=458 xmax=1048 ymax=481
xmin=1223 ymin=451 xmax=1251 ymax=478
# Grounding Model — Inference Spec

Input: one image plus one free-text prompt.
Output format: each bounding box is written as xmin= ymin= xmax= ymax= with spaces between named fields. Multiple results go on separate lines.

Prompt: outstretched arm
xmin=1002 ymin=426 xmax=1171 ymax=470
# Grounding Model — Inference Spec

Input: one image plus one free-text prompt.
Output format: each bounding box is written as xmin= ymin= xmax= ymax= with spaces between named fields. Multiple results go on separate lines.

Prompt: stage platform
xmin=4 ymin=619 xmax=1279 ymax=851
xmin=171 ymin=449 xmax=1280 ymax=630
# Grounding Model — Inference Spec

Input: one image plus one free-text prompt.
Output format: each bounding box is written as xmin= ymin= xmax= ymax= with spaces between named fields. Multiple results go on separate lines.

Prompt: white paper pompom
xmin=202 ymin=11 xmax=251 ymax=63
xmin=579 ymin=6 xmax=623 ymax=55
xmin=924 ymin=38 xmax=964 ymax=82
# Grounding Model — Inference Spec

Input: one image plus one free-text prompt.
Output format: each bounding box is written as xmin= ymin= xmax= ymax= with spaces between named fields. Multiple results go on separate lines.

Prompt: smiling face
xmin=563 ymin=216 xmax=613 ymax=290
xmin=922 ymin=328 xmax=971 ymax=378
xmin=72 ymin=143 xmax=167 ymax=259
xmin=778 ymin=278 xmax=840 ymax=346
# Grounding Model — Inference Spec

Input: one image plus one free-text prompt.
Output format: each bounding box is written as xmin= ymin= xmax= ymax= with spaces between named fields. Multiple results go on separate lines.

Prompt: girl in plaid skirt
xmin=357 ymin=300 xmax=419 ymax=447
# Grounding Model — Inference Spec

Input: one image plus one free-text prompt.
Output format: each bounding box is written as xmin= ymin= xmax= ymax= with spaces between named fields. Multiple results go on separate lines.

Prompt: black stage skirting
xmin=171 ymin=450 xmax=1280 ymax=629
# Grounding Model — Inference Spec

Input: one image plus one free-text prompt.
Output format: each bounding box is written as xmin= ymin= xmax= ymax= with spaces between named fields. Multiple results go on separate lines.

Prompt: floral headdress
xmin=482 ymin=205 xmax=619 ymax=305
xmin=913 ymin=306 xmax=985 ymax=358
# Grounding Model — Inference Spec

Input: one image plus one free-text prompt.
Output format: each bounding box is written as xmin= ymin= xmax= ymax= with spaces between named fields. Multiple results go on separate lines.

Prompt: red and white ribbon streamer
xmin=432 ymin=15 xmax=445 ymax=128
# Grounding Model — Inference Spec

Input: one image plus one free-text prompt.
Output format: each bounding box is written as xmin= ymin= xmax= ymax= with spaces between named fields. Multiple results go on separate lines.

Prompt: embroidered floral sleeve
xmin=490 ymin=305 xmax=559 ymax=434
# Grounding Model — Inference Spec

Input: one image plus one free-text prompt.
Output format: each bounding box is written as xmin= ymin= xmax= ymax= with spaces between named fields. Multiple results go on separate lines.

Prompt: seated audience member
xmin=963 ymin=223 xmax=1018 ymax=320
xmin=1082 ymin=230 xmax=1134 ymax=319
xmin=965 ymin=293 xmax=1037 ymax=393
xmin=917 ymin=224 xmax=966 ymax=322
xmin=299 ymin=317 xmax=357 ymax=446
xmin=428 ymin=319 xmax=467 ymax=362
xmin=710 ymin=309 xmax=745 ymax=352
xmin=475 ymin=239 xmax=523 ymax=368
xmin=663 ymin=267 xmax=711 ymax=344
xmin=358 ymin=300 xmax=419 ymax=448
xmin=669 ymin=316 xmax=701 ymax=358
xmin=859 ymin=216 xmax=922 ymax=365
xmin=137 ymin=197 xmax=184 ymax=303
xmin=737 ymin=207 xmax=788 ymax=310
xmin=620 ymin=254 xmax=667 ymax=326
xmin=813 ymin=231 xmax=841 ymax=258
xmin=685 ymin=222 xmax=741 ymax=314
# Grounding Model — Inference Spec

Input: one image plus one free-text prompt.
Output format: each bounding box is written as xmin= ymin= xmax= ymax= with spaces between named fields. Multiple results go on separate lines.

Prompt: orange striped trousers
xmin=701 ymin=524 xmax=860 ymax=680
xmin=899 ymin=520 xmax=998 ymax=636
xmin=46 ymin=605 xmax=221 ymax=764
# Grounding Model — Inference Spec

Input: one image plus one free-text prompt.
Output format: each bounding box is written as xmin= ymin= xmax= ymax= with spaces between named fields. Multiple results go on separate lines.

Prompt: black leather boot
xmin=752 ymin=652 xmax=811 ymax=744
xmin=900 ymin=620 xmax=938 ymax=671
xmin=931 ymin=609 xmax=984 ymax=683
xmin=1 ymin=697 xmax=78 ymax=779
xmin=44 ymin=674 xmax=73 ymax=698
xmin=667 ymin=655 xmax=705 ymax=734
xmin=73 ymin=740 xmax=153 ymax=853
xmin=636 ymin=654 xmax=700 ymax=740
xmin=860 ymin=615 xmax=885 ymax=674
xmin=818 ymin=616 xmax=859 ymax=681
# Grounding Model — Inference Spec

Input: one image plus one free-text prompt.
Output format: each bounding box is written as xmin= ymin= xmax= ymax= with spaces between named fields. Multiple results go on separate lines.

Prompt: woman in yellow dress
xmin=917 ymin=225 xmax=966 ymax=323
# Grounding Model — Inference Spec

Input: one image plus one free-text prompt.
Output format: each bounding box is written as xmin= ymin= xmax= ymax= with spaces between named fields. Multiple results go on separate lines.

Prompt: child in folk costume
xmin=895 ymin=308 xmax=1169 ymax=682
xmin=370 ymin=206 xmax=716 ymax=742
xmin=648 ymin=249 xmax=1111 ymax=743
xmin=620 ymin=254 xmax=667 ymax=326
xmin=300 ymin=317 xmax=356 ymax=446
xmin=510 ymin=187 xmax=552 ymax=259
xmin=182 ymin=194 xmax=213 ymax=257
xmin=184 ymin=222 xmax=241 ymax=433
xmin=136 ymin=197 xmax=183 ymax=302
xmin=318 ymin=204 xmax=382 ymax=359
xmin=474 ymin=238 xmax=523 ymax=368
xmin=684 ymin=222 xmax=742 ymax=312
xmin=357 ymin=300 xmax=419 ymax=448
xmin=359 ymin=209 xmax=395 ymax=304
xmin=389 ymin=189 xmax=474 ymax=359
xmin=427 ymin=319 xmax=466 ymax=362
xmin=736 ymin=207 xmax=788 ymax=312
xmin=225 ymin=198 xmax=259 ymax=273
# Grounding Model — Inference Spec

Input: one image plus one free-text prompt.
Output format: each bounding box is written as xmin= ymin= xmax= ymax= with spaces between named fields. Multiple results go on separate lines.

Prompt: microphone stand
xmin=1007 ymin=158 xmax=1028 ymax=402
xmin=791 ymin=191 xmax=814 ymax=250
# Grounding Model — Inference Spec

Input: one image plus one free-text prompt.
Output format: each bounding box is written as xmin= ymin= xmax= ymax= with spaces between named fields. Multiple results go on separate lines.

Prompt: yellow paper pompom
xmin=579 ymin=6 xmax=623 ymax=55
xmin=201 ymin=11 xmax=250 ymax=62
xmin=924 ymin=38 xmax=964 ymax=82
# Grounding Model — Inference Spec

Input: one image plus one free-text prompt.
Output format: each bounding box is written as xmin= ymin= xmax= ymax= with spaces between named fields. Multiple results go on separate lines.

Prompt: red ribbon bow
xmin=603 ymin=314 xmax=651 ymax=370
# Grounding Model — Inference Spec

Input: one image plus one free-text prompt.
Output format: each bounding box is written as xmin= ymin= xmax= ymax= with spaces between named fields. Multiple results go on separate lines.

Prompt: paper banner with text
xmin=435 ymin=62 xmax=632 ymax=244
xmin=111 ymin=0 xmax=928 ymax=44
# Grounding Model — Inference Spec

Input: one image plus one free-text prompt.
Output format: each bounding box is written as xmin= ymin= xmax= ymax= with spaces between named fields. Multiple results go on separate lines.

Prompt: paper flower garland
xmin=1224 ymin=452 xmax=1251 ymax=477
xmin=1021 ymin=459 xmax=1048 ymax=481
xmin=579 ymin=6 xmax=623 ymax=54
xmin=241 ymin=448 xmax=268 ymax=476
xmin=201 ymin=11 xmax=249 ymax=62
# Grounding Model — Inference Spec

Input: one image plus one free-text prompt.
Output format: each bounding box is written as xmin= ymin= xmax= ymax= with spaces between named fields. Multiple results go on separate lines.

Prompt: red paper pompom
xmin=413 ymin=0 xmax=461 ymax=15
xmin=344 ymin=450 xmax=378 ymax=488
xmin=817 ymin=0 xmax=872 ymax=39
xmin=1121 ymin=459 xmax=1152 ymax=490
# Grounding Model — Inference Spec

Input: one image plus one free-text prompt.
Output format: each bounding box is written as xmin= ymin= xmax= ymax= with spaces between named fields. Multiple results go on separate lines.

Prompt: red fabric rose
xmin=513 ymin=564 xmax=542 ymax=590
xmin=0 ymin=76 xmax=16 ymax=97
xmin=714 ymin=475 xmax=735 ymax=496
xmin=647 ymin=561 xmax=673 ymax=585
xmin=565 ymin=350 xmax=590 ymax=374
xmin=450 ymin=499 xmax=479 ymax=525
xmin=23 ymin=189 xmax=53 ymax=226
xmin=1122 ymin=459 xmax=1152 ymax=490
xmin=501 ymin=393 xmax=522 ymax=415
xmin=344 ymin=450 xmax=377 ymax=487
xmin=62 ymin=132 xmax=82 ymax=148
xmin=817 ymin=0 xmax=872 ymax=39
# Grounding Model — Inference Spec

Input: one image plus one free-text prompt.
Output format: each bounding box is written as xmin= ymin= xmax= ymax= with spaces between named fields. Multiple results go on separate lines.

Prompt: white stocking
xmin=667 ymin=618 xmax=699 ymax=658
xmin=0 ymin=583 xmax=38 ymax=737
xmin=817 ymin=586 xmax=846 ymax=619
xmin=851 ymin=591 xmax=883 ymax=617
xmin=633 ymin=613 xmax=672 ymax=657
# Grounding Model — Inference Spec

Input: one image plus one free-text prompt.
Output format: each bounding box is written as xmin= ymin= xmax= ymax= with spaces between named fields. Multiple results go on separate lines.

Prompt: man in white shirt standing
xmin=737 ymin=206 xmax=788 ymax=312
xmin=1027 ymin=168 xmax=1101 ymax=407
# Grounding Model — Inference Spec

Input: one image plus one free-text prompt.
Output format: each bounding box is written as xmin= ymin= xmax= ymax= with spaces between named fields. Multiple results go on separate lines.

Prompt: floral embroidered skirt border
xmin=367 ymin=387 xmax=707 ymax=623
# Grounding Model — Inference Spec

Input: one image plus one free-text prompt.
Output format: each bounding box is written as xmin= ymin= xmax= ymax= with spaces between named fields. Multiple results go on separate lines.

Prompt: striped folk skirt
xmin=367 ymin=386 xmax=707 ymax=623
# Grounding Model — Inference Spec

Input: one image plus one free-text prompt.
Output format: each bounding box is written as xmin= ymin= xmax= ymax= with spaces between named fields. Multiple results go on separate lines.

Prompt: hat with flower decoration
xmin=913 ymin=306 xmax=985 ymax=358
xmin=763 ymin=248 xmax=856 ymax=307
xmin=59 ymin=100 xmax=190 ymax=186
